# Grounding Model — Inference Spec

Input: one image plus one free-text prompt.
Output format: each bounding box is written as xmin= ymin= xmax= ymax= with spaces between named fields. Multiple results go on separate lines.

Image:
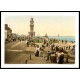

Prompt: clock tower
xmin=28 ymin=18 xmax=35 ymax=38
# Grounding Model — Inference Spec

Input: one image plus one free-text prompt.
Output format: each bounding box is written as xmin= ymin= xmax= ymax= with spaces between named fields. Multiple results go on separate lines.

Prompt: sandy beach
xmin=54 ymin=41 xmax=75 ymax=48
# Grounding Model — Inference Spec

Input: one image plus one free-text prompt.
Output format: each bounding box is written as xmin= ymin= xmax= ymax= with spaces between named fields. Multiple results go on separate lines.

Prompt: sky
xmin=5 ymin=16 xmax=75 ymax=36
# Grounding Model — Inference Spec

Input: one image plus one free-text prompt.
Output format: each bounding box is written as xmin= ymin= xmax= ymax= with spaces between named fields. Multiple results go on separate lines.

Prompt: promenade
xmin=5 ymin=41 xmax=75 ymax=64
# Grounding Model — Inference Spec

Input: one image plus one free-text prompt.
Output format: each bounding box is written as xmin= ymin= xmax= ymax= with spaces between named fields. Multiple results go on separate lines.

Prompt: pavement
xmin=5 ymin=41 xmax=75 ymax=64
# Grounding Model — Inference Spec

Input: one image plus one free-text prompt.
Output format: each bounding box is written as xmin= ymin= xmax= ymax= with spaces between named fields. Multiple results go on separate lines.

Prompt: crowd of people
xmin=34 ymin=41 xmax=75 ymax=64
xmin=35 ymin=45 xmax=45 ymax=57
xmin=25 ymin=38 xmax=75 ymax=64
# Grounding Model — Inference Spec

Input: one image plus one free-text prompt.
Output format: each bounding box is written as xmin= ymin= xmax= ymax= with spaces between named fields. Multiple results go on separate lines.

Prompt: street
xmin=5 ymin=41 xmax=49 ymax=64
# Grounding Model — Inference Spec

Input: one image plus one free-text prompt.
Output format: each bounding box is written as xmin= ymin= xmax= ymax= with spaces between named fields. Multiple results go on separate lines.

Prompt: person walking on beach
xmin=56 ymin=50 xmax=64 ymax=64
xmin=56 ymin=46 xmax=59 ymax=52
xmin=56 ymin=50 xmax=61 ymax=63
xmin=46 ymin=50 xmax=54 ymax=62
xmin=35 ymin=45 xmax=39 ymax=57
xmin=46 ymin=42 xmax=48 ymax=47
xmin=46 ymin=51 xmax=51 ymax=61
xmin=26 ymin=40 xmax=29 ymax=47
xmin=69 ymin=45 xmax=71 ymax=50
xmin=50 ymin=43 xmax=54 ymax=50
xmin=59 ymin=50 xmax=64 ymax=64
xmin=64 ymin=46 xmax=66 ymax=50
xmin=66 ymin=46 xmax=68 ymax=50
xmin=62 ymin=40 xmax=63 ymax=43
xmin=65 ymin=53 xmax=69 ymax=63
xmin=50 ymin=51 xmax=57 ymax=63
xmin=39 ymin=46 xmax=44 ymax=57
xmin=66 ymin=40 xmax=67 ymax=44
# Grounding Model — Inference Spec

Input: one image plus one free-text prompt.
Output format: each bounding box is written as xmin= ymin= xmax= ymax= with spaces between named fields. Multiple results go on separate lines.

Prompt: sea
xmin=48 ymin=36 xmax=75 ymax=42
xmin=36 ymin=36 xmax=75 ymax=42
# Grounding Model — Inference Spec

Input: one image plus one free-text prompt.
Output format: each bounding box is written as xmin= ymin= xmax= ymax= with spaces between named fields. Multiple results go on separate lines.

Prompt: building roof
xmin=5 ymin=24 xmax=12 ymax=32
